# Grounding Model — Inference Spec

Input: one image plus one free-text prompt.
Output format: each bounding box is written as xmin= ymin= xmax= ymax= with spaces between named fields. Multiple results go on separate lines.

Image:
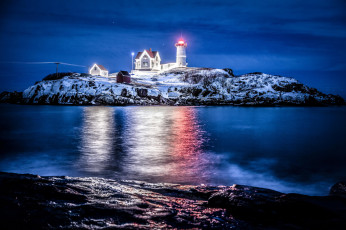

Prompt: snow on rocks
xmin=1 ymin=68 xmax=345 ymax=106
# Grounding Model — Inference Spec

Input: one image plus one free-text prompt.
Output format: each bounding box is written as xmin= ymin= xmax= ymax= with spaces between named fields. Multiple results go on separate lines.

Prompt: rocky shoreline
xmin=0 ymin=172 xmax=345 ymax=229
xmin=0 ymin=68 xmax=344 ymax=106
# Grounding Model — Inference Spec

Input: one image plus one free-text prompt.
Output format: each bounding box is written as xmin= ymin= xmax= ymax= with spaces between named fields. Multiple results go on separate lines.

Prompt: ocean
xmin=1 ymin=104 xmax=345 ymax=195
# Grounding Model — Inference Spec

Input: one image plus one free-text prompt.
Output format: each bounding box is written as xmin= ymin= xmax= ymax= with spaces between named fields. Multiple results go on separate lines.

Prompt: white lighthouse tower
xmin=175 ymin=38 xmax=187 ymax=67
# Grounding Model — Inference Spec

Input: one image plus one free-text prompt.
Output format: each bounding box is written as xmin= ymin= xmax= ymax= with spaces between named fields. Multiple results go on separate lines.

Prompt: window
xmin=142 ymin=55 xmax=149 ymax=68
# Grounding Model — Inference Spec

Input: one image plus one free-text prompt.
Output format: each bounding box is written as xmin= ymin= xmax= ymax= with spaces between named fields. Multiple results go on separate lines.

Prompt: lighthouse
xmin=175 ymin=38 xmax=187 ymax=67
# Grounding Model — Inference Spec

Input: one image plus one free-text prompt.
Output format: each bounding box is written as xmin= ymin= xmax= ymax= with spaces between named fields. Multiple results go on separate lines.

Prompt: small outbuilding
xmin=89 ymin=64 xmax=109 ymax=77
xmin=117 ymin=71 xmax=131 ymax=83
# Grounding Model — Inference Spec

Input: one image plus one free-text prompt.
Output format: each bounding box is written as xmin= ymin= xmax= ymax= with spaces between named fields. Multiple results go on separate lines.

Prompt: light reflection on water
xmin=78 ymin=106 xmax=213 ymax=184
xmin=121 ymin=107 xmax=212 ymax=184
xmin=78 ymin=107 xmax=115 ymax=173
xmin=123 ymin=107 xmax=175 ymax=179
xmin=1 ymin=104 xmax=346 ymax=195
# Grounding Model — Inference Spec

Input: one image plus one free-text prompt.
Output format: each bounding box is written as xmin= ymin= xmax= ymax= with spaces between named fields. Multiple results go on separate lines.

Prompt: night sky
xmin=1 ymin=0 xmax=346 ymax=97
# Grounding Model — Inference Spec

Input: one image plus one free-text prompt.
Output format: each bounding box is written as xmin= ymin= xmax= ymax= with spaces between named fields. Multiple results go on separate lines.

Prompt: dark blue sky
xmin=1 ymin=0 xmax=346 ymax=97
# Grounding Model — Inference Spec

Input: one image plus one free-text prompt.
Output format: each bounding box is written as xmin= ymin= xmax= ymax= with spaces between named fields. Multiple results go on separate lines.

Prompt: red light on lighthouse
xmin=175 ymin=38 xmax=187 ymax=47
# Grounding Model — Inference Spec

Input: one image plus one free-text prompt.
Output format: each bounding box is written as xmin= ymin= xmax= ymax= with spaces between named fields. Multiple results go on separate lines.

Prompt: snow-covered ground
xmin=1 ymin=67 xmax=344 ymax=106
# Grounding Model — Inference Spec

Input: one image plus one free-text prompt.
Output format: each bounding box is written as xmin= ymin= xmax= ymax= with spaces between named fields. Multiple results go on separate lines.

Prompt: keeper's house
xmin=89 ymin=64 xmax=109 ymax=77
xmin=134 ymin=48 xmax=161 ymax=71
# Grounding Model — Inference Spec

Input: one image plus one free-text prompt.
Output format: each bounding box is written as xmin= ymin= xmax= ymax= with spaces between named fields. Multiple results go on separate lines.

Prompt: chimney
xmin=149 ymin=48 xmax=152 ymax=52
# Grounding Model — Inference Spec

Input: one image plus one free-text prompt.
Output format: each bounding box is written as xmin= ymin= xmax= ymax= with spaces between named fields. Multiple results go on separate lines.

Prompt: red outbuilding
xmin=116 ymin=71 xmax=131 ymax=83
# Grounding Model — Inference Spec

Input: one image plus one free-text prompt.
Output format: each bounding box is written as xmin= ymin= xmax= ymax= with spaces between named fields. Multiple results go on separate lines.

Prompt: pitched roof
xmin=95 ymin=64 xmax=107 ymax=71
xmin=135 ymin=50 xmax=158 ymax=59
xmin=135 ymin=52 xmax=142 ymax=59
xmin=118 ymin=71 xmax=130 ymax=76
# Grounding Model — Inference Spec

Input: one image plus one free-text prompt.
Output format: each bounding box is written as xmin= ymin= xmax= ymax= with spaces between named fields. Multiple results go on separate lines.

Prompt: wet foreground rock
xmin=0 ymin=172 xmax=346 ymax=229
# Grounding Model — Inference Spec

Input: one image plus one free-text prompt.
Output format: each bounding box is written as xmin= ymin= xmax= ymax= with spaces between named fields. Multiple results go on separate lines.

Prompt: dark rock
xmin=43 ymin=72 xmax=75 ymax=81
xmin=136 ymin=88 xmax=148 ymax=97
xmin=0 ymin=172 xmax=237 ymax=229
xmin=0 ymin=172 xmax=346 ymax=229
xmin=272 ymin=83 xmax=307 ymax=93
xmin=202 ymin=90 xmax=211 ymax=97
xmin=121 ymin=88 xmax=127 ymax=97
xmin=80 ymin=73 xmax=92 ymax=77
xmin=223 ymin=68 xmax=235 ymax=77
xmin=0 ymin=91 xmax=23 ymax=104
xmin=88 ymin=81 xmax=95 ymax=87
xmin=208 ymin=184 xmax=283 ymax=217
xmin=332 ymin=95 xmax=346 ymax=105
xmin=208 ymin=184 xmax=346 ymax=229
xmin=191 ymin=88 xmax=203 ymax=97
xmin=245 ymin=72 xmax=263 ymax=75
xmin=330 ymin=181 xmax=346 ymax=197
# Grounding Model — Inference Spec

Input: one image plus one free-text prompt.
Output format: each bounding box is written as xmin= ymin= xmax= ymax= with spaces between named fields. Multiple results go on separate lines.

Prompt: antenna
xmin=54 ymin=62 xmax=60 ymax=78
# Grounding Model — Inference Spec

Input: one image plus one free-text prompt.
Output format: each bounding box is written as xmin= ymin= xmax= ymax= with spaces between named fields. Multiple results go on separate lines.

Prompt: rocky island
xmin=0 ymin=67 xmax=344 ymax=106
xmin=1 ymin=172 xmax=346 ymax=229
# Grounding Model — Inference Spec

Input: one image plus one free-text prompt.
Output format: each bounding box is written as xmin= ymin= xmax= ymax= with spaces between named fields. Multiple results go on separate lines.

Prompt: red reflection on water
xmin=170 ymin=107 xmax=210 ymax=184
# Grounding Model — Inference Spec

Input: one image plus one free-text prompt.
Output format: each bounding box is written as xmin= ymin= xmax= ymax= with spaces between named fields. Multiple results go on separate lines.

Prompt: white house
xmin=133 ymin=39 xmax=187 ymax=73
xmin=89 ymin=64 xmax=109 ymax=77
xmin=134 ymin=48 xmax=161 ymax=71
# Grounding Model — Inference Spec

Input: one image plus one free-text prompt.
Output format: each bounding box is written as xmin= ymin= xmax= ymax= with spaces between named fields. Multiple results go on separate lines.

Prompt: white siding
xmin=89 ymin=65 xmax=108 ymax=77
xmin=135 ymin=50 xmax=161 ymax=71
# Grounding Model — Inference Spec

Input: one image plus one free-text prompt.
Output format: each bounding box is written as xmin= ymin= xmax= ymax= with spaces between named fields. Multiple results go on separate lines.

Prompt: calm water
xmin=0 ymin=104 xmax=345 ymax=195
